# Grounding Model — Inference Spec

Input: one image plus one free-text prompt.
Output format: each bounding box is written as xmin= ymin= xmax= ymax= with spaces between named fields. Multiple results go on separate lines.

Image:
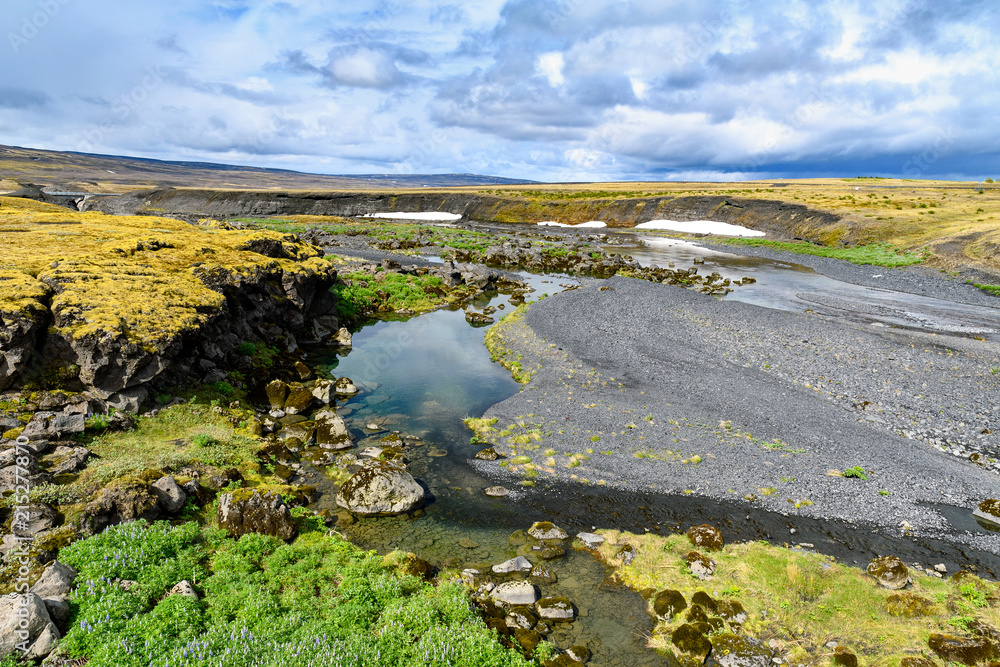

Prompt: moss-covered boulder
xmin=536 ymin=597 xmax=575 ymax=621
xmin=83 ymin=477 xmax=160 ymax=533
xmin=217 ymin=489 xmax=296 ymax=540
xmin=672 ymin=623 xmax=712 ymax=660
xmin=265 ymin=379 xmax=289 ymax=409
xmin=528 ymin=521 xmax=569 ymax=540
xmin=687 ymin=523 xmax=724 ymax=551
xmin=686 ymin=551 xmax=716 ymax=579
xmin=314 ymin=410 xmax=353 ymax=450
xmin=832 ymin=646 xmax=858 ymax=667
xmin=886 ymin=593 xmax=937 ymax=617
xmin=928 ymin=634 xmax=997 ymax=664
xmin=867 ymin=555 xmax=909 ymax=589
xmin=335 ymin=460 xmax=424 ymax=516
xmin=283 ymin=384 xmax=315 ymax=414
xmin=653 ymin=589 xmax=687 ymax=620
xmin=691 ymin=591 xmax=718 ymax=614
xmin=899 ymin=658 xmax=938 ymax=667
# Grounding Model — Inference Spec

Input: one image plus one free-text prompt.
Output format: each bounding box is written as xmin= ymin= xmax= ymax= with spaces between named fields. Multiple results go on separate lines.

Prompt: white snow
xmin=634 ymin=219 xmax=764 ymax=237
xmin=366 ymin=212 xmax=463 ymax=221
xmin=536 ymin=220 xmax=607 ymax=228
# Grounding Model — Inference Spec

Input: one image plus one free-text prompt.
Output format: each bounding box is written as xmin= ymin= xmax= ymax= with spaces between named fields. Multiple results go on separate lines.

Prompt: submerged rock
xmin=536 ymin=597 xmax=575 ymax=620
xmin=493 ymin=555 xmax=533 ymax=574
xmin=492 ymin=581 xmax=539 ymax=605
xmin=484 ymin=486 xmax=510 ymax=498
xmin=336 ymin=460 xmax=424 ymax=516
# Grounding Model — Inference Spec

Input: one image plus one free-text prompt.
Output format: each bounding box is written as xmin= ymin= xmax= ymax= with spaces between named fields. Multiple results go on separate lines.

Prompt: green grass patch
xmin=594 ymin=530 xmax=1000 ymax=664
xmin=332 ymin=270 xmax=449 ymax=321
xmin=970 ymin=282 xmax=1000 ymax=296
xmin=54 ymin=520 xmax=535 ymax=667
xmin=719 ymin=239 xmax=925 ymax=267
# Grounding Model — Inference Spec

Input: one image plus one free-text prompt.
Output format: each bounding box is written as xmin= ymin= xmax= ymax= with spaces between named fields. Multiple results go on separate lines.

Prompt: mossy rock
xmin=690 ymin=591 xmax=718 ymax=614
xmin=705 ymin=633 xmax=773 ymax=666
xmin=687 ymin=523 xmax=724 ymax=551
xmin=928 ymin=634 xmax=997 ymax=665
xmin=671 ymin=623 xmax=711 ymax=660
xmin=513 ymin=628 xmax=541 ymax=655
xmin=686 ymin=551 xmax=716 ymax=578
xmin=899 ymin=658 xmax=938 ymax=667
xmin=283 ymin=385 xmax=315 ymax=414
xmin=833 ymin=647 xmax=858 ymax=667
xmin=685 ymin=604 xmax=709 ymax=624
xmin=264 ymin=379 xmax=289 ymax=409
xmin=886 ymin=593 xmax=937 ymax=617
xmin=652 ymin=589 xmax=687 ymax=620
xmin=867 ymin=555 xmax=909 ymax=589
xmin=717 ymin=600 xmax=747 ymax=625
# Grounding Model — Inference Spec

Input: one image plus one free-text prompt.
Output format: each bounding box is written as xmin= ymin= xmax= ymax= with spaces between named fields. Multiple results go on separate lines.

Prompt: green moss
xmin=718 ymin=238 xmax=925 ymax=267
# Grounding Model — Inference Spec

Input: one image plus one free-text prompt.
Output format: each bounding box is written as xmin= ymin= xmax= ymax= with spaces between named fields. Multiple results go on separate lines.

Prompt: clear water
xmin=304 ymin=239 xmax=999 ymax=665
xmin=307 ymin=275 xmax=669 ymax=666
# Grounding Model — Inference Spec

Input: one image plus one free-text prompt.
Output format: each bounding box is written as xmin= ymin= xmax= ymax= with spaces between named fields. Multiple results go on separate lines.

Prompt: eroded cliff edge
xmin=0 ymin=197 xmax=340 ymax=412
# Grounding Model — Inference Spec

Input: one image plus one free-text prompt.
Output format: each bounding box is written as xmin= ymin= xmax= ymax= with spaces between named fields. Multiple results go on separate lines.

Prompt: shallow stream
xmin=304 ymin=232 xmax=1000 ymax=665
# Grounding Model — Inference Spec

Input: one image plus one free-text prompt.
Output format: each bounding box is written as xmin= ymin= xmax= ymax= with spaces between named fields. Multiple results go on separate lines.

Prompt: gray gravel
xmin=698 ymin=239 xmax=1000 ymax=308
xmin=477 ymin=274 xmax=1000 ymax=555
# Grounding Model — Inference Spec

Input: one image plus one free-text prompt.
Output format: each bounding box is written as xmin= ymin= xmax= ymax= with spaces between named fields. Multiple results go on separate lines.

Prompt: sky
xmin=1 ymin=0 xmax=998 ymax=182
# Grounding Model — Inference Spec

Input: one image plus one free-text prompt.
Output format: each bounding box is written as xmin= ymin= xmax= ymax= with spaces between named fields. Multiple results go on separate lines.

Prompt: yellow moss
xmin=0 ymin=197 xmax=332 ymax=350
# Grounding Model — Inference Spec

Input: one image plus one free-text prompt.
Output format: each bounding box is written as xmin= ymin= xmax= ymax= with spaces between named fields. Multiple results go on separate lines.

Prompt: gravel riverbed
xmin=475 ymin=269 xmax=1000 ymax=556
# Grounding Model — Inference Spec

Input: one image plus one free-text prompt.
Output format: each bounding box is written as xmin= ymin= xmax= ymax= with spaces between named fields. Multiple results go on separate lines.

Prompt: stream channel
xmin=300 ymin=227 xmax=1000 ymax=667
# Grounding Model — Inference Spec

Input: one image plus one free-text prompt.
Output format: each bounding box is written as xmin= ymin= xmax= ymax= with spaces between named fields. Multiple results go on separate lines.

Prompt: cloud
xmin=0 ymin=0 xmax=996 ymax=180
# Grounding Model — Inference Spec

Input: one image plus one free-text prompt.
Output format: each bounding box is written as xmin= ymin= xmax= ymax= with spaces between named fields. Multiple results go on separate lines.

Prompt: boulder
xmin=973 ymin=499 xmax=1000 ymax=527
xmin=687 ymin=523 xmax=724 ymax=551
xmin=0 ymin=592 xmax=60 ymax=660
xmin=30 ymin=561 xmax=77 ymax=598
xmin=475 ymin=447 xmax=501 ymax=461
xmin=493 ymin=556 xmax=533 ymax=574
xmin=150 ymin=476 xmax=187 ymax=513
xmin=506 ymin=608 xmax=538 ymax=629
xmin=566 ymin=646 xmax=591 ymax=663
xmin=10 ymin=503 xmax=60 ymax=536
xmin=686 ymin=551 xmax=716 ymax=579
xmin=671 ymin=623 xmax=712 ymax=660
xmin=42 ymin=445 xmax=90 ymax=475
xmin=691 ymin=591 xmax=718 ymax=614
xmin=484 ymin=486 xmax=510 ymax=498
xmin=335 ymin=460 xmax=424 ymax=516
xmin=491 ymin=581 xmax=539 ymax=606
xmin=20 ymin=411 xmax=85 ymax=440
xmin=314 ymin=412 xmax=353 ymax=450
xmin=928 ymin=634 xmax=997 ymax=664
xmin=335 ymin=377 xmax=359 ymax=397
xmin=168 ymin=580 xmax=199 ymax=598
xmin=528 ymin=521 xmax=568 ymax=540
xmin=529 ymin=564 xmax=557 ymax=584
xmin=867 ymin=555 xmax=910 ymax=590
xmin=886 ymin=593 xmax=936 ymax=617
xmin=616 ymin=543 xmax=638 ymax=565
xmin=576 ymin=532 xmax=605 ymax=549
xmin=265 ymin=379 xmax=289 ymax=409
xmin=311 ymin=379 xmax=335 ymax=404
xmin=217 ymin=489 xmax=297 ymax=540
xmin=84 ymin=478 xmax=160 ymax=533
xmin=717 ymin=600 xmax=747 ymax=625
xmin=536 ymin=597 xmax=575 ymax=620
xmin=652 ymin=589 xmax=687 ymax=620
xmin=705 ymin=634 xmax=774 ymax=667
xmin=283 ymin=384 xmax=314 ymax=414
xmin=900 ymin=659 xmax=938 ymax=667
xmin=42 ymin=597 xmax=70 ymax=631
xmin=833 ymin=647 xmax=858 ymax=667
xmin=333 ymin=327 xmax=352 ymax=348
xmin=293 ymin=361 xmax=313 ymax=380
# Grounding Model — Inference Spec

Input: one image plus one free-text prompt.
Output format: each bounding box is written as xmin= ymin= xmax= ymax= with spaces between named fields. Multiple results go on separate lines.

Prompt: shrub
xmin=842 ymin=466 xmax=868 ymax=480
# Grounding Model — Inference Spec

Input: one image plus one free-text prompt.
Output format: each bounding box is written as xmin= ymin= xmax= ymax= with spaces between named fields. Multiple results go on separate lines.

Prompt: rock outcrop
xmin=0 ymin=201 xmax=342 ymax=411
xmin=217 ymin=489 xmax=297 ymax=540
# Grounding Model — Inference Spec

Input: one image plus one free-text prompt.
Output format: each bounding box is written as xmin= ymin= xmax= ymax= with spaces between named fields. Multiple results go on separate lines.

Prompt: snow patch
xmin=635 ymin=219 xmax=764 ymax=237
xmin=537 ymin=220 xmax=607 ymax=228
xmin=367 ymin=212 xmax=463 ymax=221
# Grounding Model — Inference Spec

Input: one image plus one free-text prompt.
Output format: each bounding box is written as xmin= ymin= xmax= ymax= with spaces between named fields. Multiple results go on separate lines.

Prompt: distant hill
xmin=0 ymin=145 xmax=537 ymax=193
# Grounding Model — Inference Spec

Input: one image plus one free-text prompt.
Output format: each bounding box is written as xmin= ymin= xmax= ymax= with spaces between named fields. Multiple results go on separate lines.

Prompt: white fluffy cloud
xmin=0 ymin=0 xmax=997 ymax=180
